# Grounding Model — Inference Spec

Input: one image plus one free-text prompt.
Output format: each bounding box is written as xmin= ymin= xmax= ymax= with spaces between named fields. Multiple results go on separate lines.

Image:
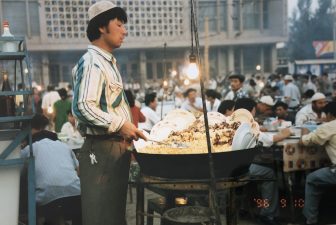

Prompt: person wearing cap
xmin=295 ymin=92 xmax=327 ymax=126
xmin=283 ymin=75 xmax=301 ymax=109
xmin=255 ymin=95 xmax=275 ymax=125
xmin=71 ymin=2 xmax=146 ymax=225
xmin=224 ymin=74 xmax=249 ymax=101
xmin=299 ymin=101 xmax=336 ymax=225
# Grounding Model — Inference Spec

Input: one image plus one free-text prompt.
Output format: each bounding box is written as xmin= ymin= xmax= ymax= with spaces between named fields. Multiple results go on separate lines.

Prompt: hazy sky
xmin=288 ymin=0 xmax=319 ymax=17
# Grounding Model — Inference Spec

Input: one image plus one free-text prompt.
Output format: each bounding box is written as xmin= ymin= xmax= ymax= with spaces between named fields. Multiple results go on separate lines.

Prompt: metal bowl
xmin=162 ymin=206 xmax=212 ymax=225
xmin=133 ymin=147 xmax=261 ymax=179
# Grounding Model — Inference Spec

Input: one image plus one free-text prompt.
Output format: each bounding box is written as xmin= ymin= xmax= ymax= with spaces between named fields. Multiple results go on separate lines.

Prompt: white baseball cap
xmin=311 ymin=92 xmax=326 ymax=102
xmin=88 ymin=1 xmax=118 ymax=21
xmin=259 ymin=95 xmax=275 ymax=106
xmin=284 ymin=75 xmax=293 ymax=81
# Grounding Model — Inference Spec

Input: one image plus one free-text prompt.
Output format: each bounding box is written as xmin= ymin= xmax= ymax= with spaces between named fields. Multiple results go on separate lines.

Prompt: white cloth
xmin=181 ymin=97 xmax=203 ymax=113
xmin=224 ymin=90 xmax=235 ymax=100
xmin=206 ymin=98 xmax=221 ymax=112
xmin=295 ymin=104 xmax=326 ymax=126
xmin=283 ymin=82 xmax=301 ymax=108
xmin=60 ymin=122 xmax=83 ymax=141
xmin=303 ymin=81 xmax=317 ymax=93
xmin=41 ymin=91 xmax=61 ymax=110
xmin=139 ymin=106 xmax=160 ymax=131
xmin=302 ymin=120 xmax=336 ymax=164
xmin=21 ymin=139 xmax=80 ymax=205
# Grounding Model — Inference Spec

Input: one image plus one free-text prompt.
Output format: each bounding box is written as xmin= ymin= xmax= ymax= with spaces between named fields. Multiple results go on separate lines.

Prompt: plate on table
xmin=232 ymin=123 xmax=254 ymax=150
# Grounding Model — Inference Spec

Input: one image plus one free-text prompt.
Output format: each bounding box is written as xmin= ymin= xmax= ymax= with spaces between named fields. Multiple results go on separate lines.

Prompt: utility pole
xmin=204 ymin=17 xmax=210 ymax=84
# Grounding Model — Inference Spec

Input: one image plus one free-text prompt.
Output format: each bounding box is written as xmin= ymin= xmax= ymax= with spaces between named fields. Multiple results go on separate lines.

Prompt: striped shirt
xmin=72 ymin=45 xmax=132 ymax=135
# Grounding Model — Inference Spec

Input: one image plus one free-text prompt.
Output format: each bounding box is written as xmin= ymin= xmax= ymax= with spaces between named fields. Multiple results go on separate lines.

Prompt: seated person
xmin=273 ymin=101 xmax=295 ymax=125
xmin=256 ymin=95 xmax=276 ymax=125
xmin=299 ymin=101 xmax=336 ymax=225
xmin=181 ymin=88 xmax=203 ymax=113
xmin=21 ymin=114 xmax=81 ymax=225
xmin=234 ymin=98 xmax=291 ymax=225
xmin=295 ymin=92 xmax=327 ymax=126
xmin=139 ymin=92 xmax=160 ymax=132
xmin=60 ymin=110 xmax=84 ymax=141
xmin=217 ymin=100 xmax=235 ymax=116
xmin=205 ymin=89 xmax=221 ymax=112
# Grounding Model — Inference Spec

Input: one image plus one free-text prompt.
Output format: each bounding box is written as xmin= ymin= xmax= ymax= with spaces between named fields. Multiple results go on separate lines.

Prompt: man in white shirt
xmin=60 ymin=110 xmax=83 ymax=141
xmin=205 ymin=89 xmax=221 ymax=112
xmin=299 ymin=101 xmax=336 ymax=225
xmin=41 ymin=85 xmax=61 ymax=131
xmin=283 ymin=75 xmax=301 ymax=109
xmin=21 ymin=114 xmax=81 ymax=225
xmin=139 ymin=92 xmax=160 ymax=132
xmin=181 ymin=88 xmax=203 ymax=113
xmin=295 ymin=92 xmax=327 ymax=126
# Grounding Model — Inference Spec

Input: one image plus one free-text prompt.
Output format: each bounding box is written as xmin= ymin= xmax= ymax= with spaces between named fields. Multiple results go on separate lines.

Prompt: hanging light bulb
xmin=163 ymin=80 xmax=168 ymax=87
xmin=256 ymin=65 xmax=261 ymax=71
xmin=184 ymin=79 xmax=190 ymax=86
xmin=186 ymin=54 xmax=199 ymax=80
xmin=171 ymin=70 xmax=177 ymax=77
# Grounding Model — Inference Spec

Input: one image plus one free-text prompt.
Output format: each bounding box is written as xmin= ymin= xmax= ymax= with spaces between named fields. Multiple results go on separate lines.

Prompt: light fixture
xmin=24 ymin=68 xmax=29 ymax=74
xmin=163 ymin=80 xmax=168 ymax=87
xmin=256 ymin=65 xmax=261 ymax=71
xmin=184 ymin=79 xmax=190 ymax=86
xmin=186 ymin=54 xmax=199 ymax=80
xmin=171 ymin=70 xmax=177 ymax=77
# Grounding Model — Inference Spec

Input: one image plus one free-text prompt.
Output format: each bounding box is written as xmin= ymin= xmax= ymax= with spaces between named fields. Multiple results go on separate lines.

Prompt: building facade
xmin=0 ymin=0 xmax=288 ymax=88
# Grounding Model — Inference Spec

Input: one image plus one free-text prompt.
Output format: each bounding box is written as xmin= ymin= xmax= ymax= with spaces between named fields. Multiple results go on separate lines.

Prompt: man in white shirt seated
xmin=21 ymin=114 xmax=81 ymax=225
xmin=298 ymin=101 xmax=336 ymax=225
xmin=283 ymin=75 xmax=301 ymax=109
xmin=295 ymin=92 xmax=327 ymax=126
xmin=181 ymin=88 xmax=203 ymax=113
xmin=234 ymin=98 xmax=291 ymax=225
xmin=139 ymin=92 xmax=160 ymax=132
xmin=205 ymin=89 xmax=221 ymax=112
xmin=60 ymin=110 xmax=83 ymax=141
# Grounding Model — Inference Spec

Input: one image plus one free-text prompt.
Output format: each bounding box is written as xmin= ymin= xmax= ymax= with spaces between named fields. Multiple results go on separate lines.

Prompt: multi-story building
xmin=0 ymin=0 xmax=288 ymax=88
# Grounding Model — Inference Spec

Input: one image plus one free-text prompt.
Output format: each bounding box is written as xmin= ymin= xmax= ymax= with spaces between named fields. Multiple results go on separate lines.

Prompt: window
xmin=243 ymin=46 xmax=261 ymax=73
xmin=198 ymin=1 xmax=216 ymax=33
xmin=243 ymin=0 xmax=260 ymax=30
xmin=146 ymin=63 xmax=153 ymax=79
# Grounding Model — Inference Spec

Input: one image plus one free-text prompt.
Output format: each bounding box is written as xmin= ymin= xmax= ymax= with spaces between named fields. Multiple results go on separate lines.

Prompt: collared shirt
xmin=138 ymin=106 xmax=160 ymax=131
xmin=295 ymin=104 xmax=326 ymax=126
xmin=206 ymin=98 xmax=221 ymax=112
xmin=302 ymin=120 xmax=336 ymax=164
xmin=21 ymin=138 xmax=80 ymax=205
xmin=41 ymin=91 xmax=61 ymax=110
xmin=181 ymin=97 xmax=203 ymax=113
xmin=72 ymin=45 xmax=132 ymax=135
xmin=283 ymin=82 xmax=301 ymax=108
xmin=224 ymin=88 xmax=248 ymax=101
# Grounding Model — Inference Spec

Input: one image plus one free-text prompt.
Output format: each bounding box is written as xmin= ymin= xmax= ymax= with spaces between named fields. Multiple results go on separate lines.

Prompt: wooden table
xmin=135 ymin=174 xmax=249 ymax=225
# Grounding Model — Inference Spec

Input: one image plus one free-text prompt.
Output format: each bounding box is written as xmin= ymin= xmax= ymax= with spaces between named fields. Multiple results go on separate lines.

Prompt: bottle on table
xmin=0 ymin=71 xmax=16 ymax=116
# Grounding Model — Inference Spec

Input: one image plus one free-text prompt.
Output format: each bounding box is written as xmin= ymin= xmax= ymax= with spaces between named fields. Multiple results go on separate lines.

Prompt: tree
xmin=288 ymin=0 xmax=333 ymax=61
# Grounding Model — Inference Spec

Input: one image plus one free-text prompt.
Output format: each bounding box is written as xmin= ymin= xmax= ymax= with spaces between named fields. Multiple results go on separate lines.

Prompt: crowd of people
xmin=17 ymin=1 xmax=336 ymax=225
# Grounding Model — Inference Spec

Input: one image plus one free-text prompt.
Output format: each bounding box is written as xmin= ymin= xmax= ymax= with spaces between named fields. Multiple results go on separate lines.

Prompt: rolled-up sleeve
xmin=301 ymin=124 xmax=329 ymax=146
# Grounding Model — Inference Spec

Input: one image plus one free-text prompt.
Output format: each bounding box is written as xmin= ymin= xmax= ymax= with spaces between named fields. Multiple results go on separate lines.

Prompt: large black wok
xmin=133 ymin=146 xmax=261 ymax=179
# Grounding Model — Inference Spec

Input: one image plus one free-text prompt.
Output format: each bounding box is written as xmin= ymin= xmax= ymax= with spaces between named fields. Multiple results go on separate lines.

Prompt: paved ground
xmin=125 ymin=187 xmax=336 ymax=225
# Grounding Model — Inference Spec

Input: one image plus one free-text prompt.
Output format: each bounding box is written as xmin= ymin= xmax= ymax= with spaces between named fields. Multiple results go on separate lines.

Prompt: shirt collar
xmin=88 ymin=45 xmax=117 ymax=64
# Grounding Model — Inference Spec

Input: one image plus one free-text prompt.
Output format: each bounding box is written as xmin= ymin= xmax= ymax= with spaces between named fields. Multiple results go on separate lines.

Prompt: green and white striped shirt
xmin=72 ymin=45 xmax=131 ymax=135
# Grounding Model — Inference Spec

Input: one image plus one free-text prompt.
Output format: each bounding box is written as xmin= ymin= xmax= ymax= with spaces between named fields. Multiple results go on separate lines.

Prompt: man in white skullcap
xmin=295 ymin=92 xmax=327 ymax=126
xmin=283 ymin=75 xmax=301 ymax=109
xmin=71 ymin=1 xmax=146 ymax=224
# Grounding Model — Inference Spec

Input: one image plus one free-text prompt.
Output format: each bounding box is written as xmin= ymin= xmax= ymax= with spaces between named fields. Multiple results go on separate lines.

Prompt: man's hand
xmin=119 ymin=121 xmax=148 ymax=142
